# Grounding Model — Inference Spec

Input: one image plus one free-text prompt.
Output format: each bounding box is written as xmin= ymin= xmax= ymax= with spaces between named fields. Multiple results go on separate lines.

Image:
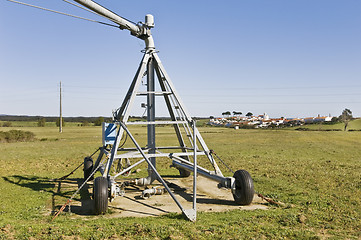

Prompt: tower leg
xmin=152 ymin=52 xmax=223 ymax=175
xmin=105 ymin=53 xmax=150 ymax=177
xmin=147 ymin=55 xmax=157 ymax=183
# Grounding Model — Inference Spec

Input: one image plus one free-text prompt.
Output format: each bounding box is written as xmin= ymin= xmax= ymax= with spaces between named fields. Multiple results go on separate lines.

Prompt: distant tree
xmin=331 ymin=117 xmax=339 ymax=123
xmin=339 ymin=108 xmax=353 ymax=131
xmin=246 ymin=112 xmax=253 ymax=118
xmin=37 ymin=118 xmax=46 ymax=127
xmin=2 ymin=122 xmax=12 ymax=127
xmin=223 ymin=111 xmax=231 ymax=118
xmin=56 ymin=118 xmax=65 ymax=127
xmin=233 ymin=111 xmax=242 ymax=116
xmin=94 ymin=117 xmax=105 ymax=126
xmin=81 ymin=121 xmax=90 ymax=126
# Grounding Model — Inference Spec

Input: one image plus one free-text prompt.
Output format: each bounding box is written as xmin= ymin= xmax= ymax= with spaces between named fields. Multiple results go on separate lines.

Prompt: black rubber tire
xmin=232 ymin=169 xmax=254 ymax=205
xmin=83 ymin=157 xmax=94 ymax=181
xmin=178 ymin=168 xmax=191 ymax=177
xmin=93 ymin=176 xmax=108 ymax=215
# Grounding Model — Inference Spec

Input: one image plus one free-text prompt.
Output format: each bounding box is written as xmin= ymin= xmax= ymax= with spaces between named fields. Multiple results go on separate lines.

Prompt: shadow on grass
xmin=2 ymin=175 xmax=94 ymax=216
xmin=158 ymin=174 xmax=189 ymax=179
xmin=3 ymin=175 xmax=57 ymax=195
xmin=165 ymin=180 xmax=238 ymax=206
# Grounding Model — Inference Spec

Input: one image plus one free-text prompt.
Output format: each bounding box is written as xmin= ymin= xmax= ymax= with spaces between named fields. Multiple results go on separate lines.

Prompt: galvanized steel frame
xmin=90 ymin=50 xmax=230 ymax=221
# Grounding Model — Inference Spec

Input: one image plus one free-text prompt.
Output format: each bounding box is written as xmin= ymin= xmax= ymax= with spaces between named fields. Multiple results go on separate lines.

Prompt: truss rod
xmin=125 ymin=120 xmax=188 ymax=125
xmin=72 ymin=0 xmax=140 ymax=34
xmin=62 ymin=0 xmax=106 ymax=18
xmin=7 ymin=0 xmax=119 ymax=28
xmin=119 ymin=121 xmax=188 ymax=218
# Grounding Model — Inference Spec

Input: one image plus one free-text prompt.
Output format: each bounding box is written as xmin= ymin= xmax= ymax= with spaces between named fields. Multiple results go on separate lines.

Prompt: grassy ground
xmin=0 ymin=123 xmax=360 ymax=239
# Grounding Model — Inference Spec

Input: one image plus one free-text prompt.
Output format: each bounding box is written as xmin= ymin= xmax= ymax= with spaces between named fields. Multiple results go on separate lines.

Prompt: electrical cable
xmin=209 ymin=150 xmax=234 ymax=174
xmin=52 ymin=160 xmax=104 ymax=221
xmin=118 ymin=131 xmax=128 ymax=148
xmin=54 ymin=162 xmax=84 ymax=181
xmin=89 ymin=147 xmax=101 ymax=158
xmin=7 ymin=0 xmax=119 ymax=28
xmin=53 ymin=148 xmax=100 ymax=181
xmin=141 ymin=108 xmax=147 ymax=118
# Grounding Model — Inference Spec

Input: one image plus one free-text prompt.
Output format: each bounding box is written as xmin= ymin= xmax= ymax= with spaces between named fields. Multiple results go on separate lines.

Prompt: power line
xmin=59 ymin=81 xmax=63 ymax=133
xmin=183 ymin=93 xmax=361 ymax=97
xmin=194 ymin=101 xmax=361 ymax=105
xmin=65 ymin=85 xmax=124 ymax=90
xmin=197 ymin=85 xmax=361 ymax=91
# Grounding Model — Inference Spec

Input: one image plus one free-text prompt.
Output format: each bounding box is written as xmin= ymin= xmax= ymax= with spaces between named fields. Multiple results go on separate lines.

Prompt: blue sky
xmin=1 ymin=0 xmax=360 ymax=118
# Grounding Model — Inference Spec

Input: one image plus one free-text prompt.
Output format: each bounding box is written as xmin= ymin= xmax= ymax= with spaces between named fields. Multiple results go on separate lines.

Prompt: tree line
xmin=218 ymin=111 xmax=253 ymax=118
xmin=0 ymin=115 xmax=111 ymax=123
xmin=0 ymin=115 xmax=111 ymax=127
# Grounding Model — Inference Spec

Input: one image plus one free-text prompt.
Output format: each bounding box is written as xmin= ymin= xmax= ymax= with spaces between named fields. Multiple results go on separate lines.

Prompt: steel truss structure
xmin=86 ymin=46 xmax=256 ymax=221
xmin=69 ymin=0 xmax=255 ymax=222
xmin=87 ymin=48 xmax=242 ymax=221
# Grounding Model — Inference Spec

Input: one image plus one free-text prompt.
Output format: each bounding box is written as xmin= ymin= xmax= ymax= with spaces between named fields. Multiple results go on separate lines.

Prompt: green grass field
xmin=0 ymin=122 xmax=360 ymax=239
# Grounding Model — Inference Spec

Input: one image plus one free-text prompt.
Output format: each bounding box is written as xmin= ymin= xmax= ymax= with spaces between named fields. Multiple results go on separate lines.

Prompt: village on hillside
xmin=208 ymin=113 xmax=335 ymax=129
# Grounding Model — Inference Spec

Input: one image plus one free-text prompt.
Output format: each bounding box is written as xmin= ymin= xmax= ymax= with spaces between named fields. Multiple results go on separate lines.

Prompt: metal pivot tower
xmin=9 ymin=0 xmax=255 ymax=221
xmin=71 ymin=0 xmax=254 ymax=222
xmin=90 ymin=45 xmax=231 ymax=221
xmin=111 ymin=48 xmax=226 ymax=184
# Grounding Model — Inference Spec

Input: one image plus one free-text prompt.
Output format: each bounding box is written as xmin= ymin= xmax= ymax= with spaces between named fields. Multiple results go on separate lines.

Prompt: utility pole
xmin=59 ymin=81 xmax=63 ymax=133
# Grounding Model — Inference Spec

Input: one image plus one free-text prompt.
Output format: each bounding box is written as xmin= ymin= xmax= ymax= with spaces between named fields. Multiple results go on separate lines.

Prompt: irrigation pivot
xmin=10 ymin=0 xmax=255 ymax=221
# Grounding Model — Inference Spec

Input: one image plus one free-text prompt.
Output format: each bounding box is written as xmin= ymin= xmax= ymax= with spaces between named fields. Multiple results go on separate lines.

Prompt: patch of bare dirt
xmin=54 ymin=175 xmax=267 ymax=218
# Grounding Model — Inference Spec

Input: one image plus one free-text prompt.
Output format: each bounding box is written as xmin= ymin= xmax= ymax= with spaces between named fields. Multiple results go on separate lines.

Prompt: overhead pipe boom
xmin=72 ymin=0 xmax=155 ymax=49
xmin=73 ymin=0 xmax=139 ymax=33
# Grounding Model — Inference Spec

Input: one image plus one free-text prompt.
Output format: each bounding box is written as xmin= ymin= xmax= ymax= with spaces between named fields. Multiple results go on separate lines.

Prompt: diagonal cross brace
xmin=119 ymin=121 xmax=197 ymax=221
